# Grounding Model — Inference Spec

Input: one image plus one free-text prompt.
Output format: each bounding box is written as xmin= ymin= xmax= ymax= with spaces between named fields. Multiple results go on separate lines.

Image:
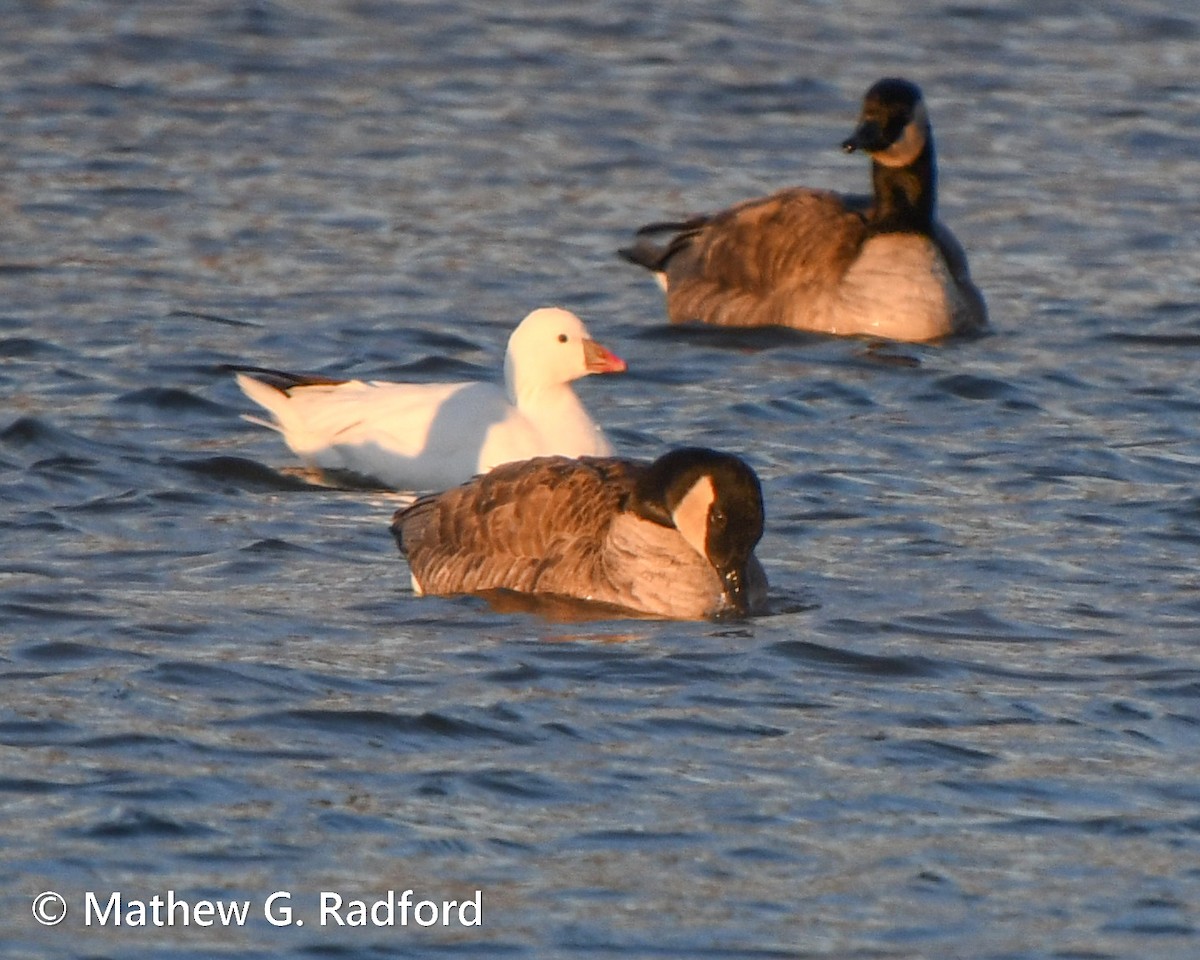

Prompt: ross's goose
xmin=234 ymin=307 xmax=626 ymax=491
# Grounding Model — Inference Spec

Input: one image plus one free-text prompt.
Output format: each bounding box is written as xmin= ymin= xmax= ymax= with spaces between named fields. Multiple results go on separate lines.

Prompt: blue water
xmin=3 ymin=1 xmax=1200 ymax=957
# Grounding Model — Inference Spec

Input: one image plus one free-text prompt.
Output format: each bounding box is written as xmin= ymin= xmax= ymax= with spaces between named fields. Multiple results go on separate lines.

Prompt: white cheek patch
xmin=873 ymin=101 xmax=929 ymax=168
xmin=671 ymin=475 xmax=716 ymax=561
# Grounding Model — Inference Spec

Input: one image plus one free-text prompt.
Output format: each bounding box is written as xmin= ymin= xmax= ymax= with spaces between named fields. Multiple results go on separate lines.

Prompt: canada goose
xmin=391 ymin=447 xmax=768 ymax=620
xmin=232 ymin=307 xmax=627 ymax=491
xmin=620 ymin=77 xmax=987 ymax=343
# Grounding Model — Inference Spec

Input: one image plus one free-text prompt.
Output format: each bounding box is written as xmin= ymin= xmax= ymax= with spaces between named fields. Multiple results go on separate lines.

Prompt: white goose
xmin=233 ymin=307 xmax=627 ymax=492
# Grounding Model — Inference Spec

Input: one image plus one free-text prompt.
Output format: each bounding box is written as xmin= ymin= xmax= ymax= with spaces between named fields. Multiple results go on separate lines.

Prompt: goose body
xmin=391 ymin=448 xmax=769 ymax=620
xmin=621 ymin=78 xmax=987 ymax=343
xmin=233 ymin=307 xmax=626 ymax=491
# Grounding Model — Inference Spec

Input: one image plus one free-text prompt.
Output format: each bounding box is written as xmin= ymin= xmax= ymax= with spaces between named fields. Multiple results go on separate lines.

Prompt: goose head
xmin=841 ymin=77 xmax=930 ymax=169
xmin=504 ymin=307 xmax=626 ymax=403
xmin=631 ymin=447 xmax=765 ymax=615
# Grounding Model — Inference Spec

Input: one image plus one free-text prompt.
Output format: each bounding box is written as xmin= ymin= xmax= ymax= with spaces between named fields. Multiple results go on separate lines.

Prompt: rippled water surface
xmin=4 ymin=1 xmax=1200 ymax=957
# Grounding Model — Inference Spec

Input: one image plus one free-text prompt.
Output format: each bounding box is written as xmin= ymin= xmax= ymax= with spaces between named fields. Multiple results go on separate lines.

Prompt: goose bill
xmin=721 ymin=566 xmax=750 ymax=615
xmin=841 ymin=119 xmax=885 ymax=154
xmin=583 ymin=339 xmax=627 ymax=374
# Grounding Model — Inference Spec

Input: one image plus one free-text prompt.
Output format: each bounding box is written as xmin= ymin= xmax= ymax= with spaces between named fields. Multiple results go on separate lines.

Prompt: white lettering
xmin=460 ymin=890 xmax=482 ymax=926
xmin=81 ymin=887 xmax=482 ymax=929
xmin=85 ymin=891 xmax=120 ymax=926
xmin=321 ymin=891 xmax=345 ymax=926
xmin=264 ymin=891 xmax=293 ymax=926
xmin=414 ymin=899 xmax=438 ymax=927
xmin=81 ymin=891 xmax=251 ymax=927
xmin=166 ymin=891 xmax=187 ymax=926
xmin=218 ymin=899 xmax=250 ymax=925
xmin=317 ymin=889 xmax=482 ymax=927
xmin=371 ymin=892 xmax=394 ymax=926
xmin=345 ymin=899 xmax=367 ymax=926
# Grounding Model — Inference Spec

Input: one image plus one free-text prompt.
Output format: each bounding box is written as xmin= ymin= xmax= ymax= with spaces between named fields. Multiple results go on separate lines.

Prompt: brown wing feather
xmin=660 ymin=189 xmax=868 ymax=328
xmin=391 ymin=456 xmax=642 ymax=597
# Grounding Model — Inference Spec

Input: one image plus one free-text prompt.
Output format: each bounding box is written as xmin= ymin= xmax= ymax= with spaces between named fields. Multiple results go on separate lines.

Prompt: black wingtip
xmin=634 ymin=217 xmax=707 ymax=237
xmin=390 ymin=495 xmax=437 ymax=558
xmin=223 ymin=364 xmax=348 ymax=390
xmin=618 ymin=244 xmax=659 ymax=270
xmin=389 ymin=512 xmax=406 ymax=553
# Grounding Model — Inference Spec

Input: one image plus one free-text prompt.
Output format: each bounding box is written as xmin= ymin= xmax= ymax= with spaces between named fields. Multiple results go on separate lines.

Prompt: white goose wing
xmin=237 ymin=374 xmax=524 ymax=490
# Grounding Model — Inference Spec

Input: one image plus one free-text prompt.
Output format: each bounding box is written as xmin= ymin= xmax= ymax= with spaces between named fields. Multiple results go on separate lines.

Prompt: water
xmin=2 ymin=0 xmax=1199 ymax=956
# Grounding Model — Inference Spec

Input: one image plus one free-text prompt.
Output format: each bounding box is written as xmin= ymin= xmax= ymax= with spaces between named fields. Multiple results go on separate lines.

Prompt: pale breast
xmin=823 ymin=234 xmax=961 ymax=342
xmin=597 ymin=514 xmax=730 ymax=620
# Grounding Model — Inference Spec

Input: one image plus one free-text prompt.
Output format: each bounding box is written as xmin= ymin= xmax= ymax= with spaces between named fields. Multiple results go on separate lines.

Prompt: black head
xmin=632 ymin=447 xmax=765 ymax=614
xmin=841 ymin=78 xmax=927 ymax=158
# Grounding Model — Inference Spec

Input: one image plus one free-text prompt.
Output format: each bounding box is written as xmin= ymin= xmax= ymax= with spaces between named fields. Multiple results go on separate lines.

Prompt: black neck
xmin=868 ymin=139 xmax=937 ymax=234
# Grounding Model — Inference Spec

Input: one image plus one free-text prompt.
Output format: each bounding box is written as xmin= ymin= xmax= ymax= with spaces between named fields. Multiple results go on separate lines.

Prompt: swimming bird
xmin=233 ymin=307 xmax=627 ymax=491
xmin=620 ymin=77 xmax=987 ymax=343
xmin=391 ymin=447 xmax=768 ymax=620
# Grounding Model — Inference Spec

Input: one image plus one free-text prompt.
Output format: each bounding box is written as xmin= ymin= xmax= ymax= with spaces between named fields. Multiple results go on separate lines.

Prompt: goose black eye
xmin=710 ymin=507 xmax=727 ymax=527
xmin=558 ymin=334 xmax=568 ymax=343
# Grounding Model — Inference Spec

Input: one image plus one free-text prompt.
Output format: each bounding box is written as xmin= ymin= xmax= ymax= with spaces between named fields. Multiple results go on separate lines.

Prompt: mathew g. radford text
xmin=80 ymin=889 xmax=483 ymax=928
